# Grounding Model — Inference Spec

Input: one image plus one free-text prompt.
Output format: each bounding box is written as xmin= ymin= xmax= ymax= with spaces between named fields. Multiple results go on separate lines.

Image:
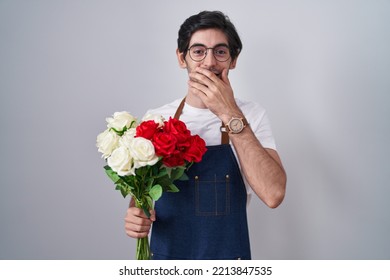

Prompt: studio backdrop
xmin=1 ymin=0 xmax=389 ymax=259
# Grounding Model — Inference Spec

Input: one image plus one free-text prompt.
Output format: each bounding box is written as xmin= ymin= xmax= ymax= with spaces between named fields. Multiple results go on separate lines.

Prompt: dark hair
xmin=177 ymin=11 xmax=242 ymax=60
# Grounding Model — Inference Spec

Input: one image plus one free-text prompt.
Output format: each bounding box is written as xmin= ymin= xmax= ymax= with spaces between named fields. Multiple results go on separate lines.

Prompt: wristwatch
xmin=220 ymin=117 xmax=248 ymax=134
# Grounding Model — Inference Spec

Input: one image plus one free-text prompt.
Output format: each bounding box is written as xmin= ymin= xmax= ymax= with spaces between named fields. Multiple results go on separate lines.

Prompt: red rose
xmin=183 ymin=135 xmax=207 ymax=163
xmin=176 ymin=138 xmax=191 ymax=152
xmin=163 ymin=150 xmax=185 ymax=167
xmin=163 ymin=118 xmax=191 ymax=144
xmin=152 ymin=131 xmax=177 ymax=157
xmin=136 ymin=120 xmax=159 ymax=140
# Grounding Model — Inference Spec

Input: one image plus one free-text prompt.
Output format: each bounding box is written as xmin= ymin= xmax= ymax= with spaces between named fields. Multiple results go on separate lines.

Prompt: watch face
xmin=229 ymin=118 xmax=243 ymax=133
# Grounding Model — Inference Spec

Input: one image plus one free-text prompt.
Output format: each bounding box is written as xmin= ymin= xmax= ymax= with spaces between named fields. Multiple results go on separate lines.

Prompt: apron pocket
xmin=194 ymin=174 xmax=230 ymax=216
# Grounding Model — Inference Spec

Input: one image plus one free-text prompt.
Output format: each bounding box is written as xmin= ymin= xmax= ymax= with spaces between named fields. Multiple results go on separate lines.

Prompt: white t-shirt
xmin=144 ymin=97 xmax=277 ymax=199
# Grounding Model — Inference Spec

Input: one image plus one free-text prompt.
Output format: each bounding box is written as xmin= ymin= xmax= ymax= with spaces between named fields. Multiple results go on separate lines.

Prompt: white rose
xmin=106 ymin=111 xmax=137 ymax=132
xmin=142 ymin=114 xmax=165 ymax=128
xmin=96 ymin=129 xmax=120 ymax=159
xmin=119 ymin=128 xmax=136 ymax=150
xmin=107 ymin=146 xmax=135 ymax=176
xmin=129 ymin=137 xmax=159 ymax=168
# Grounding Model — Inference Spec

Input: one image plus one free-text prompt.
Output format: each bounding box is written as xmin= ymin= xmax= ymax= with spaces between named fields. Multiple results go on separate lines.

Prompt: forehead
xmin=189 ymin=28 xmax=229 ymax=46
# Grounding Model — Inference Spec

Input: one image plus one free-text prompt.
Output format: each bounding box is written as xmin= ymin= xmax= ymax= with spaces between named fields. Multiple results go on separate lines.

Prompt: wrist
xmin=219 ymin=110 xmax=244 ymax=124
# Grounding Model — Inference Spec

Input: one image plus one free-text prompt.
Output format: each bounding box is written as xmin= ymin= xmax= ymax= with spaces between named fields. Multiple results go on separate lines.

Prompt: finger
xmin=189 ymin=72 xmax=212 ymax=88
xmin=124 ymin=219 xmax=151 ymax=238
xmin=221 ymin=68 xmax=230 ymax=84
xmin=124 ymin=214 xmax=153 ymax=226
xmin=195 ymin=67 xmax=219 ymax=82
xmin=126 ymin=231 xmax=149 ymax=238
xmin=190 ymin=67 xmax=221 ymax=86
xmin=127 ymin=206 xmax=151 ymax=218
xmin=125 ymin=207 xmax=156 ymax=222
xmin=127 ymin=209 xmax=144 ymax=219
xmin=125 ymin=221 xmax=151 ymax=233
xmin=124 ymin=214 xmax=153 ymax=238
xmin=125 ymin=224 xmax=151 ymax=238
xmin=126 ymin=210 xmax=153 ymax=224
xmin=188 ymin=79 xmax=209 ymax=96
xmin=149 ymin=209 xmax=156 ymax=222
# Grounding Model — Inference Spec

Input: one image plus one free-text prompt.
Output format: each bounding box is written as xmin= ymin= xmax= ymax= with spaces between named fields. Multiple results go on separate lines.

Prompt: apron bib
xmin=150 ymin=98 xmax=251 ymax=260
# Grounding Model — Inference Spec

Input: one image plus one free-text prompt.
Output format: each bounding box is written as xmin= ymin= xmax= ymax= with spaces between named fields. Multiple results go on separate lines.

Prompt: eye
xmin=215 ymin=49 xmax=226 ymax=55
xmin=214 ymin=47 xmax=229 ymax=57
xmin=191 ymin=47 xmax=206 ymax=56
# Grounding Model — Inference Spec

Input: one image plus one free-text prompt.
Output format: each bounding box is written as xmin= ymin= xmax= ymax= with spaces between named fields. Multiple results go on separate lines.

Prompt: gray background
xmin=1 ymin=0 xmax=389 ymax=259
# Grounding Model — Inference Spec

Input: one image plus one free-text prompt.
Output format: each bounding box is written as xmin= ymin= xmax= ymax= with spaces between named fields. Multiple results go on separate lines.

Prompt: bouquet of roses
xmin=96 ymin=111 xmax=207 ymax=260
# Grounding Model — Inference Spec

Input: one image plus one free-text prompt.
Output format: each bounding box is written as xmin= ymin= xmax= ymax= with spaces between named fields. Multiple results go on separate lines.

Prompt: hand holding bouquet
xmin=96 ymin=111 xmax=207 ymax=259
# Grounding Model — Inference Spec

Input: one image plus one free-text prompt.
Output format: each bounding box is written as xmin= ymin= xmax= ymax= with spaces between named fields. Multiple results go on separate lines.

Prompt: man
xmin=124 ymin=10 xmax=286 ymax=260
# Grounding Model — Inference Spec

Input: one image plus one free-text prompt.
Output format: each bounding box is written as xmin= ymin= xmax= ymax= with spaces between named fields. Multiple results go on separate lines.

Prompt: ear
xmin=229 ymin=56 xmax=238 ymax=70
xmin=176 ymin=49 xmax=187 ymax=69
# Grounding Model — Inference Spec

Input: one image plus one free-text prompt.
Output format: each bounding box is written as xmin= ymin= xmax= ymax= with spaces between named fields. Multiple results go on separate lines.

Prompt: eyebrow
xmin=189 ymin=43 xmax=230 ymax=48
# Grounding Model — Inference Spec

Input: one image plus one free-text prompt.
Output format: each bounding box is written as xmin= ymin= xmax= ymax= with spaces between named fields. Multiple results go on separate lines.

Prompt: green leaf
xmin=136 ymin=165 xmax=150 ymax=177
xmin=167 ymin=183 xmax=180 ymax=193
xmin=156 ymin=168 xmax=168 ymax=178
xmin=149 ymin=184 xmax=162 ymax=201
xmin=178 ymin=172 xmax=189 ymax=181
xmin=141 ymin=203 xmax=151 ymax=218
xmin=145 ymin=196 xmax=154 ymax=210
xmin=134 ymin=197 xmax=151 ymax=218
xmin=145 ymin=178 xmax=154 ymax=192
xmin=104 ymin=165 xmax=121 ymax=183
xmin=115 ymin=183 xmax=129 ymax=198
xmin=165 ymin=167 xmax=172 ymax=178
xmin=171 ymin=166 xmax=186 ymax=180
xmin=119 ymin=187 xmax=128 ymax=198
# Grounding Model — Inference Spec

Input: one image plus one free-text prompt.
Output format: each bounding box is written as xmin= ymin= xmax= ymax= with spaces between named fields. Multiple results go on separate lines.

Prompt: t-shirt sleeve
xmin=245 ymin=103 xmax=277 ymax=151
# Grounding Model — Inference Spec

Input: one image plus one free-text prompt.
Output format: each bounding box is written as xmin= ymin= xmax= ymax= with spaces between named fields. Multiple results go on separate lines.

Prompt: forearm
xmin=230 ymin=127 xmax=286 ymax=208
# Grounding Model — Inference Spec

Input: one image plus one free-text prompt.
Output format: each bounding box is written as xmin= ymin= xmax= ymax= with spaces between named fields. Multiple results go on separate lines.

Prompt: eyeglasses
xmin=187 ymin=44 xmax=231 ymax=62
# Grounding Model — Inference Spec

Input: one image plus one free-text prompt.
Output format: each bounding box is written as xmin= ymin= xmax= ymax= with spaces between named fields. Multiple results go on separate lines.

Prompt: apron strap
xmin=221 ymin=124 xmax=229 ymax=145
xmin=174 ymin=97 xmax=229 ymax=145
xmin=174 ymin=97 xmax=186 ymax=120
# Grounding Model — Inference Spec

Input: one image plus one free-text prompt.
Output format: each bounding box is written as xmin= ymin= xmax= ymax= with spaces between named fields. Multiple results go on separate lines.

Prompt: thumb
xmin=149 ymin=209 xmax=156 ymax=222
xmin=221 ymin=68 xmax=230 ymax=84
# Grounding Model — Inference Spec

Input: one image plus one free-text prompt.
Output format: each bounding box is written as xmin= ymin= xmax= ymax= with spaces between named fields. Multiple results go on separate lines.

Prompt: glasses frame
xmin=187 ymin=44 xmax=231 ymax=62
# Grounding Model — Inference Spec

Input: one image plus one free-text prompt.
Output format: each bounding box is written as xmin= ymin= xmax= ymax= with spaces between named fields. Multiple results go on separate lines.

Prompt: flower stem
xmin=134 ymin=195 xmax=152 ymax=260
xmin=136 ymin=236 xmax=151 ymax=260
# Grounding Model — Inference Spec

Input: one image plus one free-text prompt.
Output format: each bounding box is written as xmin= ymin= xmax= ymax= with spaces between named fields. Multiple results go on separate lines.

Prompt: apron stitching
xmin=214 ymin=174 xmax=218 ymax=216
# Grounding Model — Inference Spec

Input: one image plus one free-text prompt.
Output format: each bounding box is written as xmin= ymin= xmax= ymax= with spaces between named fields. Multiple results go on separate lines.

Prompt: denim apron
xmin=150 ymin=99 xmax=251 ymax=260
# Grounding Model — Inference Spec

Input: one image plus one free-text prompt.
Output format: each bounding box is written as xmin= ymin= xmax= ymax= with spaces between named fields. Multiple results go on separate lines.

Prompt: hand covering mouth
xmin=212 ymin=71 xmax=222 ymax=79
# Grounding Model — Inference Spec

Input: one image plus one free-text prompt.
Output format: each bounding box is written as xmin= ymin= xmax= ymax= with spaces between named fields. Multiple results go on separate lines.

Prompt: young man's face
xmin=177 ymin=28 xmax=237 ymax=78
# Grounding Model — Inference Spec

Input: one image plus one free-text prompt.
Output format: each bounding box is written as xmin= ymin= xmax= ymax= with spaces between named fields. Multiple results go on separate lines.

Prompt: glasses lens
xmin=213 ymin=46 xmax=230 ymax=62
xmin=189 ymin=46 xmax=207 ymax=61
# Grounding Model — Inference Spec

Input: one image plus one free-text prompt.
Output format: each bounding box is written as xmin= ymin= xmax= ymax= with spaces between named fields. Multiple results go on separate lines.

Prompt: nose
xmin=201 ymin=49 xmax=217 ymax=68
